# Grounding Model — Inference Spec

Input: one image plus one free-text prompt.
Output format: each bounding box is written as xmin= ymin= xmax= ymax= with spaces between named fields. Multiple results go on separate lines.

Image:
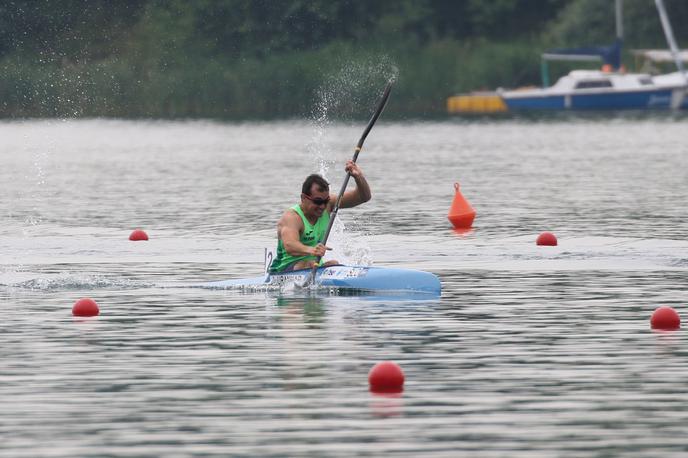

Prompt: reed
xmin=0 ymin=39 xmax=557 ymax=119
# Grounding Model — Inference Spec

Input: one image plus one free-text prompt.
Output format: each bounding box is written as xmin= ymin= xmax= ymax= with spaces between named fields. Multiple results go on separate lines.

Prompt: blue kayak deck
xmin=201 ymin=265 xmax=441 ymax=295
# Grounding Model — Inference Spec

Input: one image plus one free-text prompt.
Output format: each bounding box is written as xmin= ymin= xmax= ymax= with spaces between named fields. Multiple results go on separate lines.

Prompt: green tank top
xmin=269 ymin=204 xmax=330 ymax=273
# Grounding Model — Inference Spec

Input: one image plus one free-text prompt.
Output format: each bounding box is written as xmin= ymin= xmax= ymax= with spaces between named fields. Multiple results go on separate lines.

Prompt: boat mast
xmin=654 ymin=0 xmax=687 ymax=85
xmin=540 ymin=1 xmax=624 ymax=87
xmin=615 ymin=0 xmax=623 ymax=43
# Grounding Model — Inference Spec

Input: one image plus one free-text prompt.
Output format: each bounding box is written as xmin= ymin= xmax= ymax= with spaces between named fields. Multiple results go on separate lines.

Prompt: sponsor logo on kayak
xmin=321 ymin=267 xmax=368 ymax=279
xmin=268 ymin=274 xmax=306 ymax=286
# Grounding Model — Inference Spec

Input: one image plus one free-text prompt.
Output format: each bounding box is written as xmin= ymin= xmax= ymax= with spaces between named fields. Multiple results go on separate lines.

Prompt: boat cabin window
xmin=638 ymin=77 xmax=653 ymax=85
xmin=575 ymin=80 xmax=613 ymax=89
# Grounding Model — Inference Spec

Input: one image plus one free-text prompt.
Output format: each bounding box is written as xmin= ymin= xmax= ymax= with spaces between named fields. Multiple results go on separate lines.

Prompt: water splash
xmin=1 ymin=271 xmax=145 ymax=291
xmin=193 ymin=278 xmax=341 ymax=295
xmin=17 ymin=124 xmax=54 ymax=231
xmin=307 ymin=56 xmax=398 ymax=267
xmin=312 ymin=55 xmax=398 ymax=125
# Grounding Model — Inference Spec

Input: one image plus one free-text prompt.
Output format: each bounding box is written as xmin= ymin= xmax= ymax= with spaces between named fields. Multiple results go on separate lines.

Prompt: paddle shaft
xmin=314 ymin=81 xmax=393 ymax=266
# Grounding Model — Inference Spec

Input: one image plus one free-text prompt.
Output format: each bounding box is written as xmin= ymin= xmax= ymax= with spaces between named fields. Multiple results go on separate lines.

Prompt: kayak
xmin=200 ymin=265 xmax=441 ymax=295
xmin=202 ymin=265 xmax=441 ymax=294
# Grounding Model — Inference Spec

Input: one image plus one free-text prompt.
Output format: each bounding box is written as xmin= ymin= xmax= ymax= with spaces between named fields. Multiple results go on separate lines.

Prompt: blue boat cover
xmin=542 ymin=39 xmax=622 ymax=70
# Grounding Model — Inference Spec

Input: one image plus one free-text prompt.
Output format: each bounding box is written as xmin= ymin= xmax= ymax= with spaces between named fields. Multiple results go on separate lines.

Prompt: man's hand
xmin=340 ymin=159 xmax=371 ymax=208
xmin=345 ymin=160 xmax=363 ymax=178
xmin=311 ymin=243 xmax=331 ymax=258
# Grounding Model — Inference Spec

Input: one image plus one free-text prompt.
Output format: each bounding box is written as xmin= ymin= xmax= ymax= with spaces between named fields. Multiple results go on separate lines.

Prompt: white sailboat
xmin=499 ymin=0 xmax=687 ymax=111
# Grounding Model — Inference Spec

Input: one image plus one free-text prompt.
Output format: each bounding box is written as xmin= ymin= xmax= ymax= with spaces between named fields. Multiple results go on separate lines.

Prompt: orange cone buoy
xmin=368 ymin=361 xmax=405 ymax=393
xmin=129 ymin=229 xmax=149 ymax=241
xmin=447 ymin=182 xmax=476 ymax=229
xmin=536 ymin=231 xmax=558 ymax=246
xmin=72 ymin=298 xmax=100 ymax=317
xmin=651 ymin=306 xmax=680 ymax=330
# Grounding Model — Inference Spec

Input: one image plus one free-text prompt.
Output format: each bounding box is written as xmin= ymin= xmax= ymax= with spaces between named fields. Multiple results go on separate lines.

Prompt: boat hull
xmin=503 ymin=87 xmax=677 ymax=110
xmin=201 ymin=265 xmax=441 ymax=295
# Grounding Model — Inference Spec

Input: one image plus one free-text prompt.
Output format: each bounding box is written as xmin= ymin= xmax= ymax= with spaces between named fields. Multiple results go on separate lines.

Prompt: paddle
xmin=307 ymin=81 xmax=393 ymax=285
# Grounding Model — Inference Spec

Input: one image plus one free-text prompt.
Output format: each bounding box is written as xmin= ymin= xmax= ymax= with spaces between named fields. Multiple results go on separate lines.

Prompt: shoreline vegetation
xmin=1 ymin=0 xmax=686 ymax=119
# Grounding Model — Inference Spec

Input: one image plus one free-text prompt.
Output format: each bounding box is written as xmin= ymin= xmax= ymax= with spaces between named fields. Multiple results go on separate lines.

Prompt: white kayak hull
xmin=201 ymin=265 xmax=441 ymax=295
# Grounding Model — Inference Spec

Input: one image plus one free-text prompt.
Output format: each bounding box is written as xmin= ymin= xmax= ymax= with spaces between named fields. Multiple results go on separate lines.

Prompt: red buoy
xmin=129 ymin=229 xmax=149 ymax=241
xmin=368 ymin=361 xmax=404 ymax=392
xmin=447 ymin=182 xmax=476 ymax=229
xmin=72 ymin=298 xmax=100 ymax=317
xmin=536 ymin=231 xmax=557 ymax=246
xmin=651 ymin=306 xmax=680 ymax=330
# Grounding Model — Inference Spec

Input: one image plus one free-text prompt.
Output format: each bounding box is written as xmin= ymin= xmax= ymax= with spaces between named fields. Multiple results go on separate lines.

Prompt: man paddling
xmin=269 ymin=160 xmax=371 ymax=273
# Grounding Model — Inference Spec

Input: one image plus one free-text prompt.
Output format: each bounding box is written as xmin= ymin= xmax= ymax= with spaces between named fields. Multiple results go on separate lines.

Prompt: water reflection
xmin=369 ymin=390 xmax=404 ymax=418
xmin=451 ymin=228 xmax=474 ymax=237
xmin=274 ymin=294 xmax=327 ymax=323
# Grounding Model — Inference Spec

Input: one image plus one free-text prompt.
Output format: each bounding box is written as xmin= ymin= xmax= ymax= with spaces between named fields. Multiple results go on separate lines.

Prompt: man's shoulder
xmin=280 ymin=207 xmax=303 ymax=226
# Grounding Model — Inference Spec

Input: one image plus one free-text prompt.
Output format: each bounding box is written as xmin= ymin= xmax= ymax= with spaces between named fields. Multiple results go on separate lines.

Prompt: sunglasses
xmin=303 ymin=194 xmax=330 ymax=206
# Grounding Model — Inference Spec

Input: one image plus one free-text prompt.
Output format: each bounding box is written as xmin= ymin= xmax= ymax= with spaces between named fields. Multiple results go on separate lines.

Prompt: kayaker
xmin=269 ymin=160 xmax=371 ymax=273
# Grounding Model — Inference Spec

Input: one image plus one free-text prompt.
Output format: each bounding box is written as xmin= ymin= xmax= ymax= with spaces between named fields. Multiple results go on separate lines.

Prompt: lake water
xmin=1 ymin=117 xmax=688 ymax=457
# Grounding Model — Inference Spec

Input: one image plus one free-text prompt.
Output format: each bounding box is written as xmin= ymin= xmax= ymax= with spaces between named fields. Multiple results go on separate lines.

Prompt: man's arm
xmin=279 ymin=210 xmax=329 ymax=257
xmin=338 ymin=160 xmax=371 ymax=209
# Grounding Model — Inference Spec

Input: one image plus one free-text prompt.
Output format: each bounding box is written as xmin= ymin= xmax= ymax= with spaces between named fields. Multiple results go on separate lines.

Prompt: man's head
xmin=301 ymin=174 xmax=330 ymax=218
xmin=301 ymin=174 xmax=329 ymax=196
